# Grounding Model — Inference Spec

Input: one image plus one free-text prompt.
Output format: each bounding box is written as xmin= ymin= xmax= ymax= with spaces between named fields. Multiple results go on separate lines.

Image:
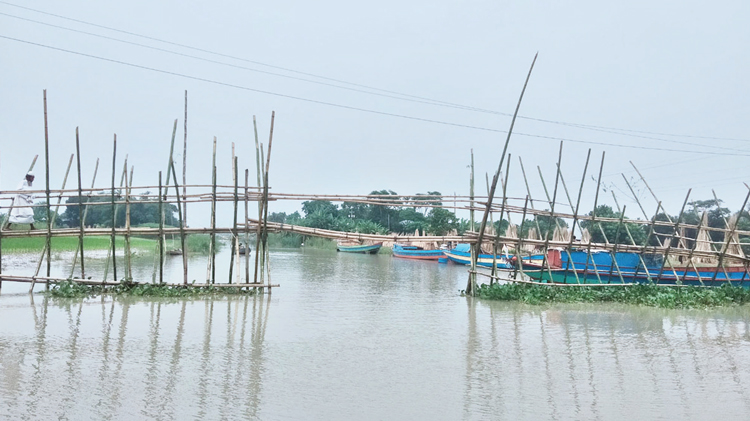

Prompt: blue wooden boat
xmin=521 ymin=249 xmax=750 ymax=286
xmin=443 ymin=244 xmax=514 ymax=269
xmin=392 ymin=244 xmax=445 ymax=260
xmin=336 ymin=242 xmax=382 ymax=254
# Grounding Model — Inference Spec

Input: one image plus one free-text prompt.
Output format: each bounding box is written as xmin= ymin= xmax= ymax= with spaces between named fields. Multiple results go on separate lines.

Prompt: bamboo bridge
xmin=3 ymin=88 xmax=750 ymax=295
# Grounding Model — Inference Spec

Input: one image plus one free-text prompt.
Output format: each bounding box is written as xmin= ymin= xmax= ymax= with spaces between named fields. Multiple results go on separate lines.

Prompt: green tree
xmin=426 ymin=208 xmax=458 ymax=236
xmin=579 ymin=205 xmax=646 ymax=245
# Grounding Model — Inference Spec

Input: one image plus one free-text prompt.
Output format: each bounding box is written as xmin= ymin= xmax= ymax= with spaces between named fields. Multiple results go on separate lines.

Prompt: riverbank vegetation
xmin=1 ymin=234 xmax=215 ymax=254
xmin=47 ymin=280 xmax=257 ymax=298
xmin=476 ymin=282 xmax=750 ymax=308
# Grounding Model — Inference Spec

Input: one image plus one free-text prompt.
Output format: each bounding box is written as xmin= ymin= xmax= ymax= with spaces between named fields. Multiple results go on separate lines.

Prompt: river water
xmin=1 ymin=248 xmax=750 ymax=420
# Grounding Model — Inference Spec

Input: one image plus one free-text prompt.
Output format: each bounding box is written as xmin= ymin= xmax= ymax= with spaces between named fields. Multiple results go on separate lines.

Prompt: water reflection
xmin=1 ymin=294 xmax=271 ymax=420
xmin=467 ymin=300 xmax=750 ymax=420
xmin=2 ymin=250 xmax=750 ymax=419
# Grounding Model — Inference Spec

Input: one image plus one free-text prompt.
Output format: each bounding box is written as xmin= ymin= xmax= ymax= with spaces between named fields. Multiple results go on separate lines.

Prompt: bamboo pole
xmin=654 ymin=190 xmax=692 ymax=283
xmin=561 ymin=149 xmax=591 ymax=283
xmin=71 ymin=157 xmax=100 ymax=278
xmin=469 ymin=149 xmax=476 ymax=291
xmin=110 ymin=135 xmax=117 ymax=283
xmin=580 ymin=152 xmax=606 ymax=283
xmin=229 ymin=156 xmax=238 ymax=284
xmin=182 ymin=92 xmax=190 ymax=281
xmin=252 ymin=116 xmax=263 ymax=284
xmin=484 ymin=173 xmax=497 ymax=280
xmin=168 ymin=160 xmax=187 ymax=284
xmin=512 ymin=196 xmax=530 ymax=280
xmin=710 ymin=188 xmax=750 ymax=285
xmin=261 ymin=112 xmax=276 ymax=289
xmin=158 ymin=172 xmax=164 ymax=284
xmin=244 ymin=169 xmax=250 ymax=284
xmin=75 ymin=128 xmax=85 ymax=279
xmin=210 ymin=137 xmax=217 ymax=284
xmin=467 ymin=52 xmax=536 ymax=296
xmin=43 ymin=90 xmax=52 ymax=281
xmin=183 ymin=90 xmax=188 ymax=230
xmin=124 ymin=165 xmax=134 ymax=281
xmin=538 ymin=142 xmax=566 ymax=283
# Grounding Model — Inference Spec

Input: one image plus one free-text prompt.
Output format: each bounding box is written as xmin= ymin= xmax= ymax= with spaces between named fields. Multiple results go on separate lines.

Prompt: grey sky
xmin=1 ymin=0 xmax=748 ymax=228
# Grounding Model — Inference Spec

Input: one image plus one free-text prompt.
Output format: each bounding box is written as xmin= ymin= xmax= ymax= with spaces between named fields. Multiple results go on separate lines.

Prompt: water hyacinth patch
xmin=475 ymin=282 xmax=750 ymax=309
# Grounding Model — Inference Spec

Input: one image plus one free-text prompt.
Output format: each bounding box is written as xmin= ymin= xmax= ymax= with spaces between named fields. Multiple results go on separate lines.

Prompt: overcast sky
xmin=1 ymin=0 xmax=749 ymax=228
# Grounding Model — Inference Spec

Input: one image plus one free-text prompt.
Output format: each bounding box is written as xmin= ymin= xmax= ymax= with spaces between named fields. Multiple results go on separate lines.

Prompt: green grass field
xmin=0 ymin=236 xmax=156 ymax=252
xmin=0 ymin=234 xmax=214 ymax=254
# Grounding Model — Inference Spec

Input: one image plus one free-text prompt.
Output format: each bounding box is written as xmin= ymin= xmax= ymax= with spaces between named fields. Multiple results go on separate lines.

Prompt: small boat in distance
xmin=238 ymin=245 xmax=251 ymax=255
xmin=443 ymin=243 xmax=513 ymax=269
xmin=337 ymin=241 xmax=383 ymax=254
xmin=392 ymin=244 xmax=444 ymax=260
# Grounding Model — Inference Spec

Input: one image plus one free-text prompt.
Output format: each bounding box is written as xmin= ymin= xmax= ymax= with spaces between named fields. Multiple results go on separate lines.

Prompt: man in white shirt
xmin=5 ymin=172 xmax=36 ymax=230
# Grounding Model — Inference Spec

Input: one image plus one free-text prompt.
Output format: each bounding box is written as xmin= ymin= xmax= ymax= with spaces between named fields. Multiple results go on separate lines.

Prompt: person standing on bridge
xmin=4 ymin=172 xmax=36 ymax=230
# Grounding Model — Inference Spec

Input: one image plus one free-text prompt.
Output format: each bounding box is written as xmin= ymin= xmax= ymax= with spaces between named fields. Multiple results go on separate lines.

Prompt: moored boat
xmin=336 ymin=242 xmax=383 ymax=254
xmin=521 ymin=249 xmax=750 ymax=286
xmin=443 ymin=243 xmax=513 ymax=269
xmin=392 ymin=244 xmax=445 ymax=260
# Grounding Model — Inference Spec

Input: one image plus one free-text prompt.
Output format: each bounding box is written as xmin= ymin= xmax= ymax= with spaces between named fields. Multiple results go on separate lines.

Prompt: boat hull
xmin=521 ymin=249 xmax=750 ymax=286
xmin=337 ymin=243 xmax=382 ymax=254
xmin=392 ymin=245 xmax=444 ymax=260
xmin=443 ymin=244 xmax=513 ymax=269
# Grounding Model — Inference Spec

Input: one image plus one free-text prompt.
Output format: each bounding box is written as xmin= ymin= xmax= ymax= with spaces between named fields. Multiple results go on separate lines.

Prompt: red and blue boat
xmin=392 ymin=244 xmax=445 ymax=260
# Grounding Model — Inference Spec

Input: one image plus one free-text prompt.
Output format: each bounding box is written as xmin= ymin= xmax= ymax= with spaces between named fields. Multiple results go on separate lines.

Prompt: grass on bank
xmin=475 ymin=282 xmax=750 ymax=309
xmin=0 ymin=234 xmax=215 ymax=254
xmin=48 ymin=279 xmax=258 ymax=298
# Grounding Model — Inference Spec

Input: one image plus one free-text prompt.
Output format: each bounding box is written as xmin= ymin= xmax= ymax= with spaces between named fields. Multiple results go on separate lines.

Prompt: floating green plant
xmin=474 ymin=282 xmax=750 ymax=309
xmin=47 ymin=279 xmax=259 ymax=298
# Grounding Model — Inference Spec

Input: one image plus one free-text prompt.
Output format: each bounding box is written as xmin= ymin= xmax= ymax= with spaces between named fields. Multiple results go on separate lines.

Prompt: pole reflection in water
xmin=0 ymin=293 xmax=271 ymax=420
xmin=466 ymin=299 xmax=750 ymax=420
xmin=2 ymin=250 xmax=750 ymax=420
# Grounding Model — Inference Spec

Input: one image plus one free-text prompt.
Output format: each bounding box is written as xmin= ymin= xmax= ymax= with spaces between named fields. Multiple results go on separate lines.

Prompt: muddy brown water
xmin=1 ymin=248 xmax=749 ymax=420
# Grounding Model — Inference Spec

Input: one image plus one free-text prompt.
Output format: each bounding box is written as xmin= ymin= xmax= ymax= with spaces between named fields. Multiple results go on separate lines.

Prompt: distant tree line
xmin=44 ymin=192 xmax=180 ymax=228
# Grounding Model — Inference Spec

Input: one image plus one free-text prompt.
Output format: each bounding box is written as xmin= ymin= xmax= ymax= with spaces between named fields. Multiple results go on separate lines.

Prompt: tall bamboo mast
xmin=110 ymin=135 xmax=117 ymax=282
xmin=158 ymin=172 xmax=164 ymax=284
xmin=210 ymin=137 xmax=217 ymax=284
xmin=244 ymin=169 xmax=250 ymax=283
xmin=229 ymin=156 xmax=238 ymax=284
xmin=43 ymin=90 xmax=52 ymax=280
xmin=261 ymin=112 xmax=276 ymax=289
xmin=252 ymin=116 xmax=262 ymax=284
xmin=75 ymin=128 xmax=85 ymax=279
xmin=466 ymin=53 xmax=537 ymax=296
